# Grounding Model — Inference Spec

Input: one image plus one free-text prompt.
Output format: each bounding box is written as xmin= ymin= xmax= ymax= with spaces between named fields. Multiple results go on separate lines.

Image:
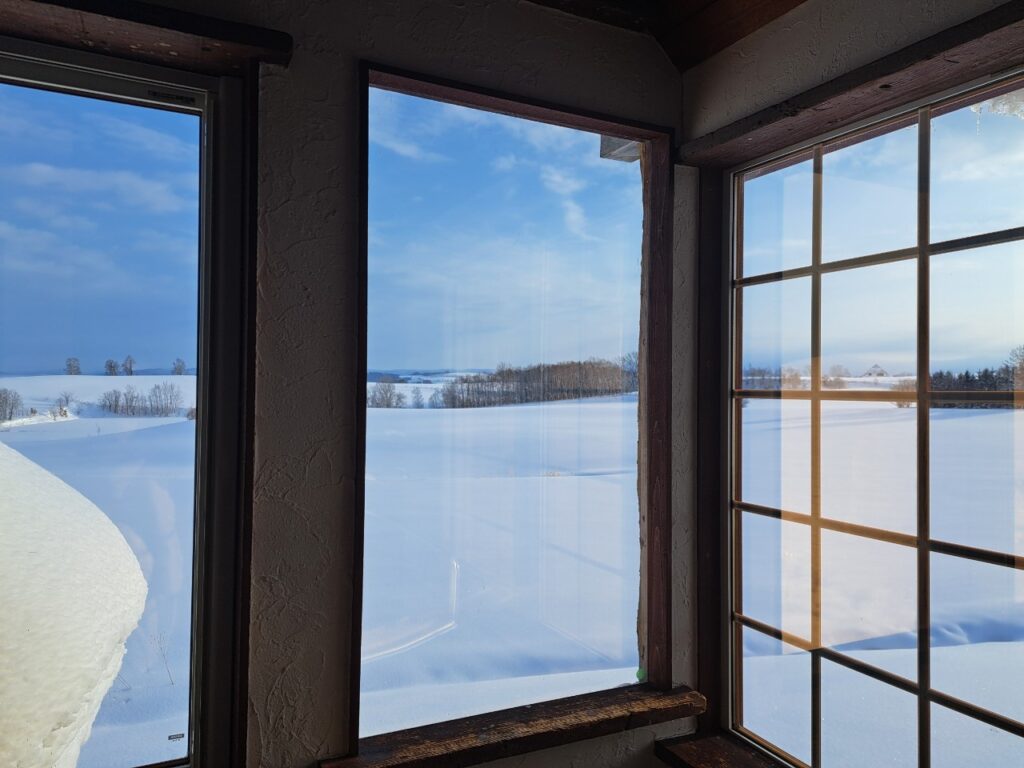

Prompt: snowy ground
xmin=1 ymin=375 xmax=195 ymax=768
xmin=3 ymin=375 xmax=1022 ymax=763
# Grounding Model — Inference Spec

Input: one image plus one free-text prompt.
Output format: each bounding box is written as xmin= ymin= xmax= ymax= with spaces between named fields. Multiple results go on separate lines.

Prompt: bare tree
xmin=105 ymin=359 xmax=119 ymax=376
xmin=148 ymin=382 xmax=183 ymax=416
xmin=171 ymin=358 xmax=187 ymax=375
xmin=122 ymin=355 xmax=136 ymax=376
xmin=620 ymin=351 xmax=639 ymax=392
xmin=0 ymin=388 xmax=23 ymax=421
xmin=1007 ymin=345 xmax=1024 ymax=389
xmin=428 ymin=390 xmax=443 ymax=408
xmin=65 ymin=357 xmax=81 ymax=375
xmin=122 ymin=385 xmax=143 ymax=415
xmin=368 ymin=381 xmax=404 ymax=408
xmin=892 ymin=378 xmax=917 ymax=408
xmin=56 ymin=391 xmax=74 ymax=411
xmin=411 ymin=387 xmax=425 ymax=408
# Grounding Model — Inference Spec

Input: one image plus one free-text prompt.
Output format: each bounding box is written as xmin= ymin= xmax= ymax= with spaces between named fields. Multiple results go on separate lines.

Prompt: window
xmin=0 ymin=41 xmax=253 ymax=768
xmin=732 ymin=76 xmax=1024 ymax=765
xmin=358 ymin=72 xmax=672 ymax=739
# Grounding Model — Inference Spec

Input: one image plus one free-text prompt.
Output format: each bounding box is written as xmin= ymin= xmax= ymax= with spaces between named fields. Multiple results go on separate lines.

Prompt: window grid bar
xmin=809 ymin=144 xmax=824 ymax=768
xmin=731 ymin=177 xmax=746 ymax=730
xmin=738 ymin=614 xmax=1024 ymax=741
xmin=736 ymin=499 xmax=1024 ymax=570
xmin=916 ymin=106 xmax=932 ymax=768
xmin=736 ymin=388 xmax=1024 ymax=402
xmin=736 ymin=223 xmax=1024 ymax=288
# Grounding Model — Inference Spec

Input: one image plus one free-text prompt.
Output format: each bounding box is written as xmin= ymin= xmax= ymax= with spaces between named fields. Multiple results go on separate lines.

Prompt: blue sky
xmin=0 ymin=82 xmax=199 ymax=375
xmin=742 ymin=92 xmax=1024 ymax=375
xmin=367 ymin=88 xmax=643 ymax=371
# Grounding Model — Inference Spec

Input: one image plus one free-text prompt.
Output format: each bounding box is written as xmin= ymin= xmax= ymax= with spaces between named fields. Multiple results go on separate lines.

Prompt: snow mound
xmin=0 ymin=441 xmax=147 ymax=768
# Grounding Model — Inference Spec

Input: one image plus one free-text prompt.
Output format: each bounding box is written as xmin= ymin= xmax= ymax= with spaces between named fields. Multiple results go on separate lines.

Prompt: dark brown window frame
xmin=0 ymin=11 xmax=287 ymax=766
xmin=330 ymin=63 xmax=694 ymax=767
xmin=725 ymin=69 xmax=1024 ymax=768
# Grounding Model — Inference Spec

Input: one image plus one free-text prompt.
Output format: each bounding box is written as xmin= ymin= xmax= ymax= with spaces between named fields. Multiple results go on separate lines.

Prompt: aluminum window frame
xmin=0 ymin=34 xmax=256 ymax=768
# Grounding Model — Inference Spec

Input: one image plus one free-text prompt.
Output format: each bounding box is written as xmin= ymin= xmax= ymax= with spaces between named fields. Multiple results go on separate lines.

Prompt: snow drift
xmin=0 ymin=440 xmax=147 ymax=768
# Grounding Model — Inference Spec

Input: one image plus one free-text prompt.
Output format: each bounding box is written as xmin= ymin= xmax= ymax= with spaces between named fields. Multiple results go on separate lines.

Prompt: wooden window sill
xmin=321 ymin=684 xmax=706 ymax=768
xmin=655 ymin=733 xmax=787 ymax=768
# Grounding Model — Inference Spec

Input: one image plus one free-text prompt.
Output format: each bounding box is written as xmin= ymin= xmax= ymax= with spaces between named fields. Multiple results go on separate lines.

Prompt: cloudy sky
xmin=0 ymin=82 xmax=199 ymax=375
xmin=742 ymin=94 xmax=1024 ymax=376
xmin=367 ymin=88 xmax=643 ymax=371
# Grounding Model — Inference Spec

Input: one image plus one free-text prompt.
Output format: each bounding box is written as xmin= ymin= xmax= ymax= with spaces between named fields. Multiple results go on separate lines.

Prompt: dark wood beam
xmin=679 ymin=0 xmax=1024 ymax=167
xmin=521 ymin=0 xmax=659 ymax=34
xmin=322 ymin=685 xmax=706 ymax=768
xmin=656 ymin=733 xmax=787 ymax=768
xmin=662 ymin=0 xmax=810 ymax=70
xmin=0 ymin=0 xmax=291 ymax=75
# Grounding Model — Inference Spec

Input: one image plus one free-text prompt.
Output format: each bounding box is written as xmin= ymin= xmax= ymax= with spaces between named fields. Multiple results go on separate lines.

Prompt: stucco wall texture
xmin=142 ymin=0 xmax=1003 ymax=765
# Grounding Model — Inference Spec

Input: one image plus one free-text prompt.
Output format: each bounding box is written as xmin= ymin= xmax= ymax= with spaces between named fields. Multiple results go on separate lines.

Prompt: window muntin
xmin=361 ymin=87 xmax=645 ymax=736
xmin=732 ymin=77 xmax=1024 ymax=765
xmin=0 ymin=69 xmax=204 ymax=768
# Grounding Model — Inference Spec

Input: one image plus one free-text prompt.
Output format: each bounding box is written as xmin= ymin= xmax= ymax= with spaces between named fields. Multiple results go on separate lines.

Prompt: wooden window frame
xmin=0 ymin=16 xmax=279 ymax=768
xmin=327 ymin=63 xmax=699 ymax=767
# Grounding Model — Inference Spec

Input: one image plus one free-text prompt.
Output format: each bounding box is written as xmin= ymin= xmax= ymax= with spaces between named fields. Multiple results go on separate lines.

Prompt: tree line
xmin=98 ymin=383 xmax=185 ymax=416
xmin=63 ymin=356 xmax=189 ymax=375
xmin=368 ymin=355 xmax=639 ymax=409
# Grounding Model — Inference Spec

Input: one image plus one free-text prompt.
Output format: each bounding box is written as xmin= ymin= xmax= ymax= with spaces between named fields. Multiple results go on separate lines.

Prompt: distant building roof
xmin=862 ymin=364 xmax=888 ymax=377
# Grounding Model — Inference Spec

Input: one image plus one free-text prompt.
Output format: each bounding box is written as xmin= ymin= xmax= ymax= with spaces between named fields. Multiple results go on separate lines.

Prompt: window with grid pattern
xmin=731 ymin=76 xmax=1024 ymax=767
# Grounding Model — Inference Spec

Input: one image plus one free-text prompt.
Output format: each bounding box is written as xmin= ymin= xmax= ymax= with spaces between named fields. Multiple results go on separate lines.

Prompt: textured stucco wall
xmin=682 ymin=0 xmax=1008 ymax=140
xmin=149 ymin=1 xmax=685 ymax=767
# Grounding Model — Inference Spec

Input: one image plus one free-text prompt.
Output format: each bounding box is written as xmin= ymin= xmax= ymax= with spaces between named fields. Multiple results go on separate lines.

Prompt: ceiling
xmin=523 ymin=0 xmax=810 ymax=71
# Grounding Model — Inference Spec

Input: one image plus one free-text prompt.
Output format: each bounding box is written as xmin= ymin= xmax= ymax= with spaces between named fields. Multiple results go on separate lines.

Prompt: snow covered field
xmin=1 ymin=375 xmax=195 ymax=768
xmin=3 ymin=375 xmax=1022 ymax=763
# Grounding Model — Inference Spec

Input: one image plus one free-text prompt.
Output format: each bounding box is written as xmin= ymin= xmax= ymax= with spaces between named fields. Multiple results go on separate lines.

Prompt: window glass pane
xmin=739 ymin=399 xmax=811 ymax=514
xmin=822 ymin=125 xmax=917 ymax=262
xmin=740 ymin=627 xmax=811 ymax=764
xmin=820 ymin=259 xmax=917 ymax=390
xmin=362 ymin=88 xmax=642 ymax=735
xmin=739 ymin=278 xmax=811 ymax=390
xmin=741 ymin=512 xmax=811 ymax=640
xmin=820 ymin=401 xmax=916 ymax=534
xmin=931 ymin=243 xmax=1024 ymax=391
xmin=0 ymin=83 xmax=199 ymax=767
xmin=822 ymin=531 xmax=917 ymax=680
xmin=821 ymin=660 xmax=917 ymax=767
xmin=932 ymin=407 xmax=1024 ymax=555
xmin=932 ymin=86 xmax=1024 ymax=242
xmin=741 ymin=158 xmax=813 ymax=277
xmin=931 ymin=553 xmax=1024 ymax=724
xmin=931 ymin=703 xmax=1024 ymax=768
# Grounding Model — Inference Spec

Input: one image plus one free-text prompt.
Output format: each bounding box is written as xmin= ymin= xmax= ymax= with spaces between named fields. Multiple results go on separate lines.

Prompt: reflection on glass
xmin=821 ymin=660 xmax=917 ymax=767
xmin=820 ymin=401 xmax=916 ymax=533
xmin=931 ymin=244 xmax=1024 ymax=389
xmin=740 ymin=278 xmax=811 ymax=390
xmin=362 ymin=88 xmax=642 ymax=735
xmin=741 ymin=512 xmax=811 ymax=640
xmin=741 ymin=627 xmax=811 ymax=764
xmin=932 ymin=87 xmax=1024 ymax=242
xmin=822 ymin=125 xmax=917 ymax=262
xmin=0 ymin=84 xmax=198 ymax=768
xmin=932 ymin=408 xmax=1024 ymax=555
xmin=820 ymin=260 xmax=917 ymax=389
xmin=742 ymin=159 xmax=813 ymax=277
xmin=740 ymin=399 xmax=811 ymax=513
xmin=931 ymin=703 xmax=1024 ymax=768
xmin=931 ymin=553 xmax=1024 ymax=724
xmin=822 ymin=531 xmax=917 ymax=680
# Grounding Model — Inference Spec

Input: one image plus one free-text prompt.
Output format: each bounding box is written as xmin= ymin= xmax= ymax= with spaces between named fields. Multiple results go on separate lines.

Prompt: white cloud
xmin=9 ymin=163 xmax=191 ymax=213
xmin=87 ymin=114 xmax=197 ymax=162
xmin=0 ymin=220 xmax=120 ymax=282
xmin=540 ymin=166 xmax=586 ymax=196
xmin=562 ymin=200 xmax=596 ymax=240
xmin=369 ymin=89 xmax=447 ymax=162
xmin=13 ymin=199 xmax=96 ymax=231
xmin=492 ymin=154 xmax=518 ymax=172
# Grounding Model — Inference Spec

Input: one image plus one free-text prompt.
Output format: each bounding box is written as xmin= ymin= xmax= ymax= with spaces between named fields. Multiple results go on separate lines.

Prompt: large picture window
xmin=359 ymin=78 xmax=661 ymax=737
xmin=732 ymin=77 xmax=1024 ymax=766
